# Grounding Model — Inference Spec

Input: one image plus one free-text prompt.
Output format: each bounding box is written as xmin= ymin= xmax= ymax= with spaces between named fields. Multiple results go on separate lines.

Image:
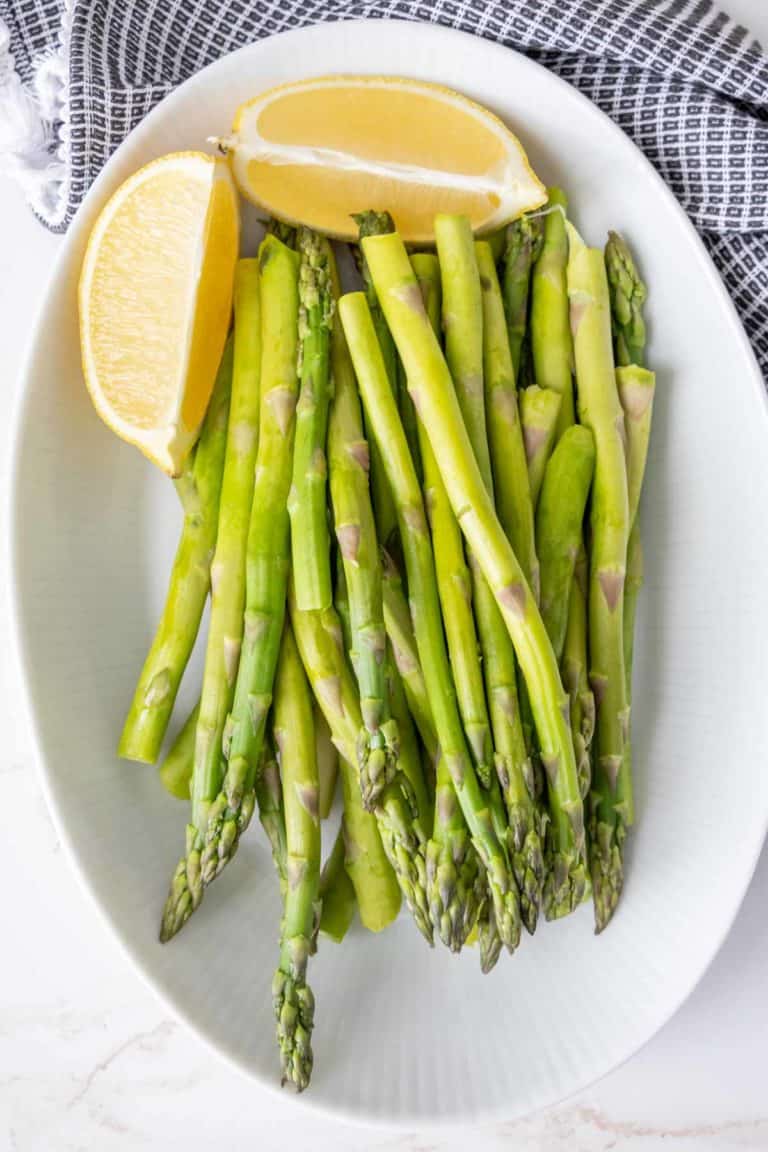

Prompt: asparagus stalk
xmin=476 ymin=241 xmax=538 ymax=599
xmin=412 ymin=250 xmax=492 ymax=783
xmin=537 ymin=426 xmax=596 ymax=662
xmin=380 ymin=554 xmax=438 ymax=763
xmin=327 ymin=265 xmax=399 ymax=809
xmin=474 ymin=240 xmax=546 ymax=931
xmin=256 ymin=731 xmax=288 ymax=889
xmin=159 ymin=701 xmax=199 ymax=800
xmin=413 ymin=250 xmax=493 ymax=949
xmin=340 ymin=291 xmax=520 ymax=952
xmin=520 ymin=385 xmax=562 ymax=508
xmin=567 ymin=222 xmax=630 ymax=933
xmin=361 ymin=231 xmax=587 ymax=919
xmin=336 ymin=561 xmax=431 ymax=942
xmin=288 ymin=585 xmax=402 ymax=933
xmin=607 ymin=232 xmax=654 ymax=907
xmin=412 ymin=250 xmax=498 ymax=948
xmin=157 ymin=699 xmax=288 ymax=885
xmin=385 ymin=643 xmax=432 ymax=834
xmin=478 ymin=234 xmax=549 ymax=873
xmin=605 ymin=231 xmax=647 ymax=371
xmin=289 ymin=228 xmax=334 ymax=612
xmin=537 ymin=429 xmax=596 ymax=802
xmin=271 ymin=621 xmax=321 ymax=1093
xmin=199 ymin=233 xmax=300 ymax=890
xmin=418 ymin=243 xmax=537 ymax=941
xmin=120 ymin=338 xmax=233 ymax=764
xmin=623 ymin=528 xmax=643 ymax=697
xmin=354 ymin=211 xmax=399 ymax=553
xmin=315 ymin=704 xmax=339 ymax=820
xmin=440 ymin=221 xmax=547 ymax=936
xmin=530 ymin=189 xmax=574 ymax=435
xmin=328 ymin=362 xmax=432 ymax=943
xmin=562 ymin=547 xmax=596 ymax=800
xmin=397 ymin=357 xmax=423 ymax=481
xmin=616 ymin=366 xmax=656 ymax=530
xmin=159 ymin=260 xmax=262 ymax=942
xmin=434 ymin=224 xmax=512 ymax=784
xmin=318 ymin=828 xmax=357 ymax=942
xmin=503 ymin=214 xmax=544 ymax=378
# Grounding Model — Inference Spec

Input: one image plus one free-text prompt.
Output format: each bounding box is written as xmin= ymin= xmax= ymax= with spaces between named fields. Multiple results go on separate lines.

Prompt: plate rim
xmin=9 ymin=16 xmax=768 ymax=1129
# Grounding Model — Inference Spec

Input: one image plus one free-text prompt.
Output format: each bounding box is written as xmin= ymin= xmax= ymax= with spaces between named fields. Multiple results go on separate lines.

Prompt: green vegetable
xmin=289 ymin=583 xmax=402 ymax=934
xmin=530 ymin=189 xmax=574 ymax=435
xmin=289 ymin=228 xmax=334 ymax=612
xmin=520 ymin=385 xmax=562 ymax=508
xmin=340 ymin=288 xmax=520 ymax=952
xmin=503 ymin=214 xmax=544 ymax=378
xmin=567 ymin=222 xmax=630 ymax=933
xmin=360 ymin=230 xmax=587 ymax=921
xmin=199 ymin=233 xmax=300 ymax=893
xmin=272 ymin=621 xmax=321 ymax=1092
xmin=160 ymin=258 xmax=263 ymax=942
xmin=119 ymin=337 xmax=233 ymax=764
xmin=318 ymin=829 xmax=357 ymax=942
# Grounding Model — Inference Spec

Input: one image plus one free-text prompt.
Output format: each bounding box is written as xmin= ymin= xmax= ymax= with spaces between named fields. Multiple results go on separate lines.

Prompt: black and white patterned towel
xmin=1 ymin=0 xmax=766 ymax=376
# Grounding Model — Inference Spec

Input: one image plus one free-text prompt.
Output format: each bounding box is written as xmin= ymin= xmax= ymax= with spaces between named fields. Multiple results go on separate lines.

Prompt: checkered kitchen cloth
xmin=1 ymin=0 xmax=767 ymax=375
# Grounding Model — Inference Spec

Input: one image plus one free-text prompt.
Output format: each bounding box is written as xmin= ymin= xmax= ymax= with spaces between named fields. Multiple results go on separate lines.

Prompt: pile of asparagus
xmin=119 ymin=198 xmax=654 ymax=1091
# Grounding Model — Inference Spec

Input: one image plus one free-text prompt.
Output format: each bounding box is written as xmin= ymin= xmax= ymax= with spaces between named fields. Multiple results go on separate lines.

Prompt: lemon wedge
xmin=79 ymin=152 xmax=239 ymax=475
xmin=222 ymin=76 xmax=545 ymax=242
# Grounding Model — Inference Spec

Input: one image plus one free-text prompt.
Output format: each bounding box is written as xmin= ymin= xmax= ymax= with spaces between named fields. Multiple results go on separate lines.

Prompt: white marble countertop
xmin=3 ymin=3 xmax=768 ymax=1147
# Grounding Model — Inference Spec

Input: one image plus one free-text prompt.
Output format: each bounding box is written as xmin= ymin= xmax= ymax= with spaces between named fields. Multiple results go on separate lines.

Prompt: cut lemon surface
xmin=223 ymin=76 xmax=546 ymax=242
xmin=79 ymin=152 xmax=239 ymax=475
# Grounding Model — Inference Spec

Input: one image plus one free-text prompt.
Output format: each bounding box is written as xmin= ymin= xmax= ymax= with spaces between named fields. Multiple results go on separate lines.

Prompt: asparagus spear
xmin=537 ymin=426 xmax=596 ymax=661
xmin=315 ymin=704 xmax=339 ymax=820
xmin=414 ymin=251 xmax=491 ymax=945
xmin=157 ymin=698 xmax=288 ymax=885
xmin=361 ymin=231 xmax=587 ymax=919
xmin=616 ymin=366 xmax=656 ymax=529
xmin=562 ymin=548 xmax=596 ymax=800
xmin=412 ymin=249 xmax=492 ymax=783
xmin=288 ymin=585 xmax=402 ymax=933
xmin=417 ymin=243 xmax=535 ymax=944
xmin=567 ymin=222 xmax=630 ymax=933
xmin=328 ymin=366 xmax=431 ymax=943
xmin=530 ymin=189 xmax=574 ymax=435
xmin=289 ymin=228 xmax=334 ymax=612
xmin=327 ymin=259 xmax=399 ymax=809
xmin=159 ymin=260 xmax=262 ymax=942
xmin=606 ymin=232 xmax=654 ymax=912
xmin=318 ymin=828 xmax=357 ymax=942
xmin=354 ymin=211 xmax=399 ymax=553
xmin=537 ymin=429 xmax=596 ymax=802
xmin=474 ymin=240 xmax=546 ymax=933
xmin=476 ymin=241 xmax=538 ymax=598
xmin=605 ymin=231 xmax=647 ymax=371
xmin=385 ymin=642 xmax=432 ymax=834
xmin=380 ymin=554 xmax=438 ymax=763
xmin=503 ymin=214 xmax=544 ymax=379
xmin=411 ymin=250 xmax=499 ymax=950
xmin=520 ymin=385 xmax=562 ymax=508
xmin=120 ymin=338 xmax=233 ymax=765
xmin=159 ymin=701 xmax=199 ymax=800
xmin=198 ymin=233 xmax=300 ymax=890
xmin=256 ymin=731 xmax=288 ymax=889
xmin=335 ymin=561 xmax=431 ymax=942
xmin=271 ymin=621 xmax=321 ymax=1093
xmin=340 ymin=291 xmax=521 ymax=952
xmin=440 ymin=220 xmax=548 ymax=936
xmin=396 ymin=358 xmax=423 ymax=481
